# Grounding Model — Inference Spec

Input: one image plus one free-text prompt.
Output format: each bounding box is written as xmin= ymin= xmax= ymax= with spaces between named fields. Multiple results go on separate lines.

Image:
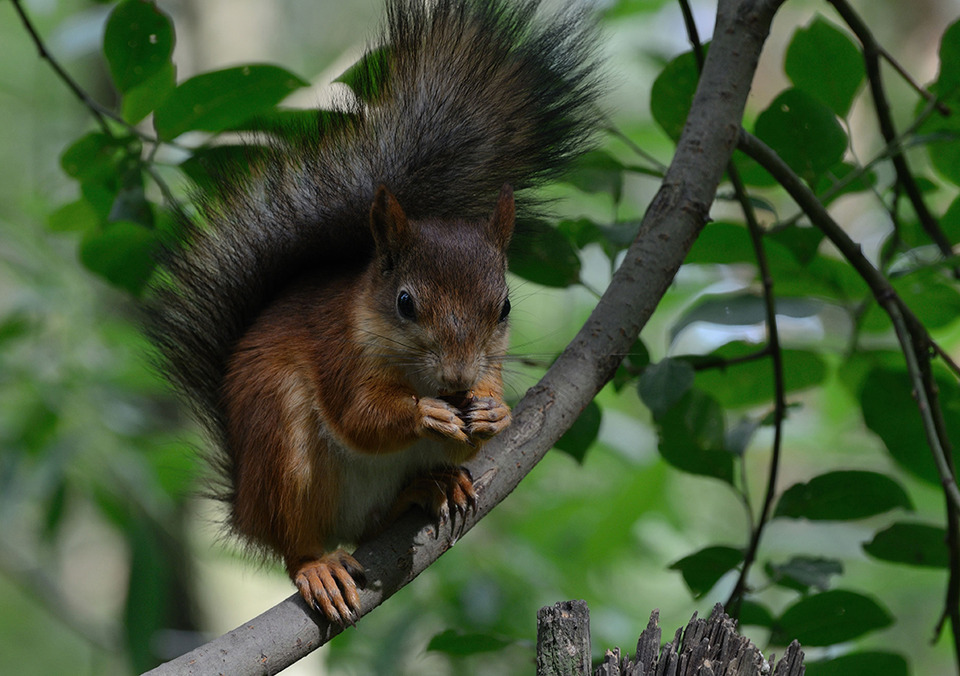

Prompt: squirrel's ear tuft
xmin=488 ymin=183 xmax=515 ymax=252
xmin=370 ymin=185 xmax=412 ymax=261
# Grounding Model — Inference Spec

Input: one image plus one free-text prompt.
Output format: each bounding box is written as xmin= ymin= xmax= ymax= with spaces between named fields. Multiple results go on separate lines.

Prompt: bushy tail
xmin=147 ymin=0 xmax=603 ymax=449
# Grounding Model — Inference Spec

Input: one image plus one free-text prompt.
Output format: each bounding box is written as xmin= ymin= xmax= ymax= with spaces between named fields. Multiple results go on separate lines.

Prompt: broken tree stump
xmin=537 ymin=599 xmax=593 ymax=676
xmin=536 ymin=601 xmax=805 ymax=676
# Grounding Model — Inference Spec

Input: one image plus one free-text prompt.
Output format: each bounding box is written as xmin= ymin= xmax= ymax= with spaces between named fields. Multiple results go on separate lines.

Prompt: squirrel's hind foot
xmin=391 ymin=466 xmax=478 ymax=542
xmin=291 ymin=550 xmax=367 ymax=626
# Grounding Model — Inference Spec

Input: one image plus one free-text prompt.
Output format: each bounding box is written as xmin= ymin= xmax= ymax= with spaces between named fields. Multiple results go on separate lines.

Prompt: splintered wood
xmin=537 ymin=602 xmax=804 ymax=676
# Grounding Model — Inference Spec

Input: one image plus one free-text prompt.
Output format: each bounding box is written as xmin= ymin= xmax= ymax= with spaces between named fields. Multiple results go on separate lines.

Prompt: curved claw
xmin=291 ymin=550 xmax=366 ymax=627
xmin=391 ymin=466 xmax=478 ymax=542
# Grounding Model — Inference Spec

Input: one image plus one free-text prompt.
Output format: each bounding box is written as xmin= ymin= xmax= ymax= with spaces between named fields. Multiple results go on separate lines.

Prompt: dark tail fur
xmin=147 ymin=0 xmax=603 ymax=460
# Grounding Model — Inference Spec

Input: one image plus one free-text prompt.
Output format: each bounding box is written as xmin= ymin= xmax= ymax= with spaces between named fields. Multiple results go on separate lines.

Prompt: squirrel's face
xmin=373 ymin=219 xmax=511 ymax=396
xmin=365 ymin=186 xmax=514 ymax=397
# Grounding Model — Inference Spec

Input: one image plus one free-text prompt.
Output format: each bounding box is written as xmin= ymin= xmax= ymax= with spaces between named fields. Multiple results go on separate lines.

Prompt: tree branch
xmin=827 ymin=0 xmax=956 ymax=265
xmin=676 ymin=0 xmax=786 ymax=618
xmin=738 ymin=128 xmax=960 ymax=670
xmin=143 ymin=0 xmax=786 ymax=673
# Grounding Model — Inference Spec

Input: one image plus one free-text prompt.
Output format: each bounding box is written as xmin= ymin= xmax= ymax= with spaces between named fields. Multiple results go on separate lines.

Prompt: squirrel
xmin=148 ymin=0 xmax=602 ymax=625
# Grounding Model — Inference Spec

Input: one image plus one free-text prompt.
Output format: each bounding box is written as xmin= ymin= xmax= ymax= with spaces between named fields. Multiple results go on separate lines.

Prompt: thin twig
xmin=877 ymin=44 xmax=951 ymax=116
xmin=775 ymin=96 xmax=952 ymax=232
xmin=11 ymin=0 xmax=114 ymax=135
xmin=690 ymin=345 xmax=772 ymax=372
xmin=723 ymin=159 xmax=787 ymax=618
xmin=827 ymin=0 xmax=956 ymax=265
xmin=738 ymin=128 xmax=960 ymax=517
xmin=677 ymin=0 xmax=787 ymax=617
xmin=605 ymin=125 xmax=669 ymax=175
xmin=13 ymin=0 xmax=185 ymax=211
xmin=741 ymin=128 xmax=960 ymax=670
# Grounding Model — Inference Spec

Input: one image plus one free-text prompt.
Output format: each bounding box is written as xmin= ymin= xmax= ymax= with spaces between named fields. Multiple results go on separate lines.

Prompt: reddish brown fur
xmin=221 ymin=187 xmax=513 ymax=624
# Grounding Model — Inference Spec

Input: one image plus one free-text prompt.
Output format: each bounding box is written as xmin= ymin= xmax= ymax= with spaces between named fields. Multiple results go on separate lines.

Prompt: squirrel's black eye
xmin=397 ymin=290 xmax=416 ymax=320
xmin=498 ymin=297 xmax=511 ymax=322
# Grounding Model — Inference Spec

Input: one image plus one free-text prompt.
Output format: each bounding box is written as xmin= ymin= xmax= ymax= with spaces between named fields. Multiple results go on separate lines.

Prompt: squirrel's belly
xmin=328 ymin=438 xmax=450 ymax=544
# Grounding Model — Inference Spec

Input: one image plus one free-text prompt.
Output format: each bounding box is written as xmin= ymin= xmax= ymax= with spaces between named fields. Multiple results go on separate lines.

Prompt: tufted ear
xmin=487 ymin=183 xmax=515 ymax=252
xmin=369 ymin=185 xmax=413 ymax=266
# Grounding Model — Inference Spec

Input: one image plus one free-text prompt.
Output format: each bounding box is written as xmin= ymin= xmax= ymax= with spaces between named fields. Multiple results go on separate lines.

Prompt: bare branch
xmin=827 ymin=0 xmax=956 ymax=266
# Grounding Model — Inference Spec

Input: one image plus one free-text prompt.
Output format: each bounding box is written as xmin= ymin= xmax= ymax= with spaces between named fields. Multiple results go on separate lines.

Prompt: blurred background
xmin=1 ymin=0 xmax=959 ymax=673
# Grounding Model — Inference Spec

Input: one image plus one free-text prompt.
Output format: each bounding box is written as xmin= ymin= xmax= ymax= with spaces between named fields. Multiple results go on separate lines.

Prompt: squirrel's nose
xmin=439 ymin=362 xmax=477 ymax=393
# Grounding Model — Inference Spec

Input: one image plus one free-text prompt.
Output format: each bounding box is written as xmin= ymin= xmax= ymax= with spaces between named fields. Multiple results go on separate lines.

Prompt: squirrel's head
xmin=364 ymin=184 xmax=514 ymax=396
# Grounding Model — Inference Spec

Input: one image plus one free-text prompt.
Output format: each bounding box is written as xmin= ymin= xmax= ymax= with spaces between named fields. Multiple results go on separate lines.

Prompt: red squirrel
xmin=148 ymin=0 xmax=602 ymax=625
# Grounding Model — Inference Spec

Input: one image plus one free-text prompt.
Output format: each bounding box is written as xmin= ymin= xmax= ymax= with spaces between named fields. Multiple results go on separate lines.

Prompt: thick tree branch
xmin=143 ymin=1 xmax=784 ymax=673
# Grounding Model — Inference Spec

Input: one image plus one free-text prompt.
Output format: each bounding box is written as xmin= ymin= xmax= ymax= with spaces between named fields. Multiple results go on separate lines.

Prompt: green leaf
xmin=784 ymin=17 xmax=865 ymax=118
xmin=335 ymin=44 xmax=392 ymax=103
xmin=805 ymin=652 xmax=908 ymax=676
xmin=693 ymin=343 xmax=827 ymax=409
xmin=754 ymin=88 xmax=847 ymax=184
xmin=602 ymin=0 xmax=672 ymax=19
xmin=656 ymin=389 xmax=734 ymax=483
xmin=564 ymin=150 xmax=624 ymax=202
xmin=638 ymin=358 xmax=695 ymax=419
xmin=123 ymin=522 xmax=175 ymax=673
xmin=121 ymin=61 xmax=176 ymax=124
xmin=814 ymin=161 xmax=877 ymax=201
xmin=917 ymin=90 xmax=960 ymax=186
xmin=79 ymin=220 xmax=159 ymax=296
xmin=935 ymin=18 xmax=960 ymax=96
xmin=766 ymin=556 xmax=843 ymax=593
xmin=558 ymin=218 xmax=637 ymax=261
xmin=48 ymin=199 xmax=100 ymax=234
xmin=917 ymin=22 xmax=960 ymax=185
xmin=104 ymin=0 xmax=175 ymax=93
xmin=860 ymin=367 xmax=960 ymax=484
xmin=509 ymin=218 xmax=581 ymax=287
xmin=863 ymin=522 xmax=949 ymax=568
xmin=895 ymin=272 xmax=960 ymax=329
xmin=731 ymin=149 xmax=778 ymax=188
xmin=426 ymin=629 xmax=512 ymax=656
xmin=42 ymin=480 xmax=69 ymax=540
xmin=739 ymin=600 xmax=775 ymax=628
xmin=767 ymin=224 xmax=824 ymax=266
xmin=684 ymin=221 xmax=755 ymax=265
xmin=60 ymin=132 xmax=123 ymax=183
xmin=774 ymin=470 xmax=912 ymax=521
xmin=0 ymin=313 xmax=32 ymax=345
xmin=672 ymin=294 xmax=822 ymax=338
xmin=613 ymin=337 xmax=651 ymax=390
xmin=650 ymin=47 xmax=706 ymax=142
xmin=16 ymin=395 xmax=59 ymax=456
xmin=937 ymin=193 xmax=960 ymax=245
xmin=554 ymin=400 xmax=602 ymax=463
xmin=669 ymin=545 xmax=742 ymax=598
xmin=153 ymin=65 xmax=309 ymax=139
xmin=771 ymin=590 xmax=893 ymax=646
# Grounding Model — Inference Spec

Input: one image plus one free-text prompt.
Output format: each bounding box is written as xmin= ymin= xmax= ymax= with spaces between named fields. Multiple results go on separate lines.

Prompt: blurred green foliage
xmin=2 ymin=0 xmax=960 ymax=674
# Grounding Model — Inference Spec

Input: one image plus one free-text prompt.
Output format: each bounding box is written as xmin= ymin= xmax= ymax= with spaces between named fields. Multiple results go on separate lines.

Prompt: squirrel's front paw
xmin=417 ymin=397 xmax=470 ymax=445
xmin=462 ymin=396 xmax=512 ymax=440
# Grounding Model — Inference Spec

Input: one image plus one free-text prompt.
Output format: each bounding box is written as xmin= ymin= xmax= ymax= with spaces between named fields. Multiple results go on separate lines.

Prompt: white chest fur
xmin=328 ymin=437 xmax=450 ymax=544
